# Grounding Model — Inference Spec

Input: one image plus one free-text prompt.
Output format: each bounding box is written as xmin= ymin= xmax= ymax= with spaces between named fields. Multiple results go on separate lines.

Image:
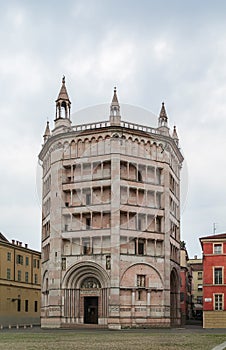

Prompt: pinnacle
xmin=112 ymin=86 xmax=119 ymax=104
xmin=56 ymin=76 xmax=71 ymax=102
xmin=43 ymin=120 xmax=50 ymax=138
xmin=160 ymin=102 xmax=167 ymax=119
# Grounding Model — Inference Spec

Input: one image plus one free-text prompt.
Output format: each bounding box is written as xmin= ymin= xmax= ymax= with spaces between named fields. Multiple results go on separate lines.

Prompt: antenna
xmin=213 ymin=223 xmax=217 ymax=234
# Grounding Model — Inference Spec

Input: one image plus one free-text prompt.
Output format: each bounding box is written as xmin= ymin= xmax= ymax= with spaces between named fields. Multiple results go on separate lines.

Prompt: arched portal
xmin=61 ymin=261 xmax=110 ymax=326
xmin=170 ymin=268 xmax=180 ymax=326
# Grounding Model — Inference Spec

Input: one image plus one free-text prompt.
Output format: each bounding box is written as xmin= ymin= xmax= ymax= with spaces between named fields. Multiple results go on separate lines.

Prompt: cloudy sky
xmin=1 ymin=0 xmax=226 ymax=258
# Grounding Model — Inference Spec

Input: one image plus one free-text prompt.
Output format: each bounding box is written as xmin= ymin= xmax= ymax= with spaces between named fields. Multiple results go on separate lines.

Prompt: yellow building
xmin=188 ymin=256 xmax=203 ymax=319
xmin=0 ymin=233 xmax=41 ymax=327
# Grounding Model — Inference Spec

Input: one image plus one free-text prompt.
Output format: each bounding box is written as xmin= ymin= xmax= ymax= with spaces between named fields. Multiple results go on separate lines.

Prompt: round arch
xmin=120 ymin=262 xmax=164 ymax=287
xmin=62 ymin=261 xmax=110 ymax=289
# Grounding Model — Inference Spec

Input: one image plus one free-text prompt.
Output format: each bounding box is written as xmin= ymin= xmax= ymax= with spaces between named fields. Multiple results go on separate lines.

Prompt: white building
xmin=39 ymin=78 xmax=183 ymax=329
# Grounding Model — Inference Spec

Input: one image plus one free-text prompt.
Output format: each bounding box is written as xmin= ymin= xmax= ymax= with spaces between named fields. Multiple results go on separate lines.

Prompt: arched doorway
xmin=81 ymin=277 xmax=100 ymax=324
xmin=61 ymin=261 xmax=110 ymax=326
xmin=170 ymin=268 xmax=180 ymax=326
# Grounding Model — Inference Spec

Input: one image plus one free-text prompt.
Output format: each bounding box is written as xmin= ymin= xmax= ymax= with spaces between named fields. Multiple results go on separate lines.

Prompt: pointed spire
xmin=112 ymin=87 xmax=119 ymax=104
xmin=56 ymin=76 xmax=70 ymax=102
xmin=55 ymin=76 xmax=71 ymax=120
xmin=158 ymin=102 xmax=168 ymax=127
xmin=110 ymin=87 xmax=121 ymax=125
xmin=43 ymin=121 xmax=51 ymax=142
xmin=172 ymin=125 xmax=179 ymax=145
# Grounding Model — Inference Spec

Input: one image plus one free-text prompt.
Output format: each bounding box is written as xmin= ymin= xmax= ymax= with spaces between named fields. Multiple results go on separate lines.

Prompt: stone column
xmin=108 ymin=140 xmax=121 ymax=329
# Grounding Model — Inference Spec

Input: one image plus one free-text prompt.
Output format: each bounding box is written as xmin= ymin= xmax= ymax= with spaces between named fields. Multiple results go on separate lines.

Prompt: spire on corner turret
xmin=172 ymin=126 xmax=179 ymax=145
xmin=55 ymin=76 xmax=71 ymax=120
xmin=43 ymin=121 xmax=51 ymax=142
xmin=158 ymin=102 xmax=168 ymax=128
xmin=110 ymin=87 xmax=121 ymax=126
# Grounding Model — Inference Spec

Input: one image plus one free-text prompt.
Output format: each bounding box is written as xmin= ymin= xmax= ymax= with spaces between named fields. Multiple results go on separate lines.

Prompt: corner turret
xmin=53 ymin=76 xmax=72 ymax=135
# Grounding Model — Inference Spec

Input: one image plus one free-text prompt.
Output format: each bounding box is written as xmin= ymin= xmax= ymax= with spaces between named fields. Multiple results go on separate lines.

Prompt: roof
xmin=56 ymin=76 xmax=71 ymax=102
xmin=0 ymin=232 xmax=9 ymax=242
xmin=190 ymin=264 xmax=203 ymax=272
xmin=200 ymin=233 xmax=226 ymax=241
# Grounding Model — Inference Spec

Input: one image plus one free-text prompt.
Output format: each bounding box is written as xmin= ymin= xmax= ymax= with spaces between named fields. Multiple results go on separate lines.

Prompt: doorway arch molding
xmin=62 ymin=261 xmax=110 ymax=289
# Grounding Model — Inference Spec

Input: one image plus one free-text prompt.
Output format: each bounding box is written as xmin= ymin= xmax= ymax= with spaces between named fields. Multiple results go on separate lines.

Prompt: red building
xmin=200 ymin=233 xmax=226 ymax=328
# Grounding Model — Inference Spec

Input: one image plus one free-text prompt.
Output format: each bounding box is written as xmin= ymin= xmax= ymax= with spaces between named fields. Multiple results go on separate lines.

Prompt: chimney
xmin=25 ymin=243 xmax=28 ymax=249
xmin=194 ymin=255 xmax=197 ymax=259
xmin=12 ymin=240 xmax=15 ymax=245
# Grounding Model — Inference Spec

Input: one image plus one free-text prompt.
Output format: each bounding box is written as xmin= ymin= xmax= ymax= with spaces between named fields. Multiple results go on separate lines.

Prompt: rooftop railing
xmin=71 ymin=120 xmax=161 ymax=135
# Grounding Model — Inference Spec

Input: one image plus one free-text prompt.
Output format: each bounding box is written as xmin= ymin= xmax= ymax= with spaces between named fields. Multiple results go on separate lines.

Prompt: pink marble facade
xmin=39 ymin=82 xmax=183 ymax=328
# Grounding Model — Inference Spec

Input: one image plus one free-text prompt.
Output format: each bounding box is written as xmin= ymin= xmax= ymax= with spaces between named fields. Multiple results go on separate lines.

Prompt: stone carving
xmin=81 ymin=277 xmax=100 ymax=289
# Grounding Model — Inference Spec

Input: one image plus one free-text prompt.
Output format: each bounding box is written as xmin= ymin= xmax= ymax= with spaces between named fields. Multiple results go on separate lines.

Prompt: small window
xmin=37 ymin=260 xmax=40 ymax=269
xmin=138 ymin=240 xmax=144 ymax=255
xmin=34 ymin=274 xmax=38 ymax=284
xmin=17 ymin=299 xmax=21 ymax=312
xmin=18 ymin=270 xmax=21 ymax=282
xmin=86 ymin=217 xmax=91 ymax=229
xmin=214 ymin=294 xmax=223 ymax=311
xmin=197 ymin=296 xmax=203 ymax=304
xmin=25 ymin=300 xmax=29 ymax=312
xmin=25 ymin=257 xmax=29 ymax=266
xmin=34 ymin=301 xmax=38 ymax=313
xmin=25 ymin=272 xmax=29 ymax=283
xmin=135 ymin=239 xmax=145 ymax=255
xmin=17 ymin=255 xmax=23 ymax=265
xmin=137 ymin=274 xmax=146 ymax=287
xmin=197 ymin=271 xmax=203 ymax=280
xmin=33 ymin=259 xmax=36 ymax=268
xmin=83 ymin=239 xmax=91 ymax=255
xmin=137 ymin=171 xmax=142 ymax=182
xmin=137 ymin=290 xmax=142 ymax=300
xmin=214 ymin=267 xmax=223 ymax=284
xmin=214 ymin=244 xmax=222 ymax=254
xmin=198 ymin=284 xmax=203 ymax=291
xmin=7 ymin=268 xmax=11 ymax=280
xmin=7 ymin=252 xmax=11 ymax=261
xmin=83 ymin=240 xmax=91 ymax=255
